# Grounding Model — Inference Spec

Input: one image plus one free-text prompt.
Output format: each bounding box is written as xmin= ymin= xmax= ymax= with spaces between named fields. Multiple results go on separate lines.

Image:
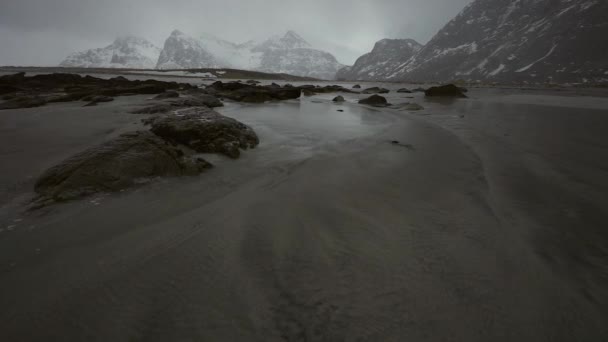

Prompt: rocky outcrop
xmin=362 ymin=87 xmax=390 ymax=94
xmin=0 ymin=72 xmax=193 ymax=110
xmin=147 ymin=107 xmax=259 ymax=159
xmin=131 ymin=94 xmax=223 ymax=114
xmin=336 ymin=39 xmax=422 ymax=81
xmin=34 ymin=131 xmax=211 ymax=202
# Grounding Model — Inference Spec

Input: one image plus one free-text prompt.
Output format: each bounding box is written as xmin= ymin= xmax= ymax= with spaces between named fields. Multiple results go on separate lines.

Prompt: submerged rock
xmin=362 ymin=87 xmax=390 ymax=94
xmin=131 ymin=95 xmax=223 ymax=114
xmin=333 ymin=95 xmax=345 ymax=102
xmin=412 ymin=87 xmax=426 ymax=92
xmin=359 ymin=95 xmax=389 ymax=106
xmin=405 ymin=103 xmax=424 ymax=111
xmin=425 ymin=84 xmax=467 ymax=98
xmin=153 ymin=91 xmax=180 ymax=99
xmin=34 ymin=131 xmax=211 ymax=202
xmin=397 ymin=88 xmax=412 ymax=93
xmin=353 ymin=84 xmax=361 ymax=89
xmin=83 ymin=96 xmax=114 ymax=107
xmin=148 ymin=107 xmax=260 ymax=159
xmin=0 ymin=96 xmax=47 ymax=110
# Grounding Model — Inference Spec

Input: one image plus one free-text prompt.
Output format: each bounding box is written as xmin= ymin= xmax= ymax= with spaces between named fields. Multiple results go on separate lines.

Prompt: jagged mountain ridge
xmin=335 ymin=39 xmax=422 ymax=81
xmin=156 ymin=30 xmax=222 ymax=69
xmin=61 ymin=30 xmax=344 ymax=79
xmin=60 ymin=36 xmax=161 ymax=69
xmin=158 ymin=30 xmax=343 ymax=79
xmin=388 ymin=0 xmax=608 ymax=83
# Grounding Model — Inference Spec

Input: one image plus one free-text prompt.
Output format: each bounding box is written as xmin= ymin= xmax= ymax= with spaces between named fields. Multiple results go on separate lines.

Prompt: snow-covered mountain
xmin=252 ymin=31 xmax=343 ymax=79
xmin=156 ymin=30 xmax=221 ymax=69
xmin=387 ymin=0 xmax=608 ymax=83
xmin=60 ymin=30 xmax=344 ymax=79
xmin=60 ymin=36 xmax=160 ymax=69
xmin=156 ymin=30 xmax=343 ymax=79
xmin=335 ymin=39 xmax=422 ymax=81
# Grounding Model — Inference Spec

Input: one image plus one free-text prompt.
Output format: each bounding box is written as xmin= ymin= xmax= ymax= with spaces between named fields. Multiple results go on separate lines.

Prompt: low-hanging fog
xmin=0 ymin=0 xmax=473 ymax=66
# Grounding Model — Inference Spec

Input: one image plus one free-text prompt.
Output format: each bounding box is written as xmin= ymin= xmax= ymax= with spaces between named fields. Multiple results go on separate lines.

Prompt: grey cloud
xmin=0 ymin=0 xmax=473 ymax=66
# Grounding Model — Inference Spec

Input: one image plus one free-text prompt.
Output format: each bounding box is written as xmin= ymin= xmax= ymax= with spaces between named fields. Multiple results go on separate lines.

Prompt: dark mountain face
xmin=388 ymin=0 xmax=608 ymax=84
xmin=335 ymin=39 xmax=422 ymax=81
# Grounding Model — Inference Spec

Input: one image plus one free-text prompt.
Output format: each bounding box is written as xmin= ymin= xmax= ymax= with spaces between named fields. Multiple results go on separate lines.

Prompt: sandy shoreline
xmin=1 ymin=82 xmax=608 ymax=340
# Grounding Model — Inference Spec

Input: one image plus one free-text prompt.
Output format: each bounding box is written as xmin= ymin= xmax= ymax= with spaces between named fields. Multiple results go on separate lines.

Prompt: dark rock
xmin=397 ymin=88 xmax=412 ymax=93
xmin=110 ymin=76 xmax=129 ymax=82
xmin=0 ymin=85 xmax=19 ymax=95
xmin=84 ymin=96 xmax=114 ymax=107
xmin=34 ymin=131 xmax=211 ymax=202
xmin=405 ymin=103 xmax=424 ymax=111
xmin=337 ymin=109 xmax=344 ymax=112
xmin=0 ymin=96 xmax=47 ymax=110
xmin=269 ymin=83 xmax=282 ymax=88
xmin=148 ymin=107 xmax=259 ymax=159
xmin=333 ymin=95 xmax=345 ymax=102
xmin=412 ymin=87 xmax=426 ymax=92
xmin=302 ymin=89 xmax=315 ymax=97
xmin=131 ymin=94 xmax=223 ymax=114
xmin=425 ymin=84 xmax=467 ymax=98
xmin=353 ymin=84 xmax=361 ymax=89
xmin=246 ymin=80 xmax=261 ymax=84
xmin=153 ymin=91 xmax=180 ymax=99
xmin=362 ymin=87 xmax=390 ymax=94
xmin=359 ymin=95 xmax=389 ymax=106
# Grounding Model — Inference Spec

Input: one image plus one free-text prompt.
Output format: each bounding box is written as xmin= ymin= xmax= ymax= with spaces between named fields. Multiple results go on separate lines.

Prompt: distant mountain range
xmin=60 ymin=30 xmax=344 ymax=80
xmin=338 ymin=0 xmax=608 ymax=84
xmin=60 ymin=36 xmax=161 ymax=69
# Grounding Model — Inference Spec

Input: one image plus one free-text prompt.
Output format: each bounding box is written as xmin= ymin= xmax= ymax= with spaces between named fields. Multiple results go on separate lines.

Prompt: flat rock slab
xmin=34 ymin=131 xmax=211 ymax=202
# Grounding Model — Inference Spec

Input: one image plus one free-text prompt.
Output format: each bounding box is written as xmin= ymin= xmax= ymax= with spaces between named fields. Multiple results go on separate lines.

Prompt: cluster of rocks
xmin=0 ymin=72 xmax=193 ymax=110
xmin=33 ymin=106 xmax=259 ymax=205
xmin=204 ymin=81 xmax=356 ymax=103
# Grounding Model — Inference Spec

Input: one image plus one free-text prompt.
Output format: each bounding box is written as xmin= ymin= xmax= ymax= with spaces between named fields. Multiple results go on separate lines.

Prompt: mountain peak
xmin=282 ymin=30 xmax=310 ymax=48
xmin=170 ymin=29 xmax=186 ymax=37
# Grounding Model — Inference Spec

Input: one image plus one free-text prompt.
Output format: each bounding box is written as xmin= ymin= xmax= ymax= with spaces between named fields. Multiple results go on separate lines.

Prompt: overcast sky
xmin=0 ymin=0 xmax=473 ymax=66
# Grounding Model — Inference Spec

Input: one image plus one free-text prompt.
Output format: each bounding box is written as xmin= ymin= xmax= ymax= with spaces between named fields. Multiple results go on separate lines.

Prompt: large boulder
xmin=425 ymin=84 xmax=467 ymax=98
xmin=359 ymin=95 xmax=389 ymax=106
xmin=148 ymin=107 xmax=259 ymax=159
xmin=34 ymin=131 xmax=211 ymax=202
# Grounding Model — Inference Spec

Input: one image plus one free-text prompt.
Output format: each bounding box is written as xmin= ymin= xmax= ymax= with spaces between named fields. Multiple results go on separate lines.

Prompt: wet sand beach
xmin=1 ymin=79 xmax=608 ymax=341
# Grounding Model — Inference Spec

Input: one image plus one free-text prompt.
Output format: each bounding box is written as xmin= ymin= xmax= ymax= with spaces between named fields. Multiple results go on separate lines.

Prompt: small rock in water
xmin=337 ymin=109 xmax=344 ymax=112
xmin=353 ymin=84 xmax=361 ymax=89
xmin=333 ymin=95 xmax=345 ymax=102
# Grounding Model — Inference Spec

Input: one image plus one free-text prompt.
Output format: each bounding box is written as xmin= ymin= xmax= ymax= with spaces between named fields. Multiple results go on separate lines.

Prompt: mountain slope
xmin=60 ymin=36 xmax=160 ymax=69
xmin=389 ymin=0 xmax=608 ymax=83
xmin=252 ymin=31 xmax=343 ymax=79
xmin=335 ymin=39 xmax=422 ymax=81
xmin=156 ymin=30 xmax=220 ymax=69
